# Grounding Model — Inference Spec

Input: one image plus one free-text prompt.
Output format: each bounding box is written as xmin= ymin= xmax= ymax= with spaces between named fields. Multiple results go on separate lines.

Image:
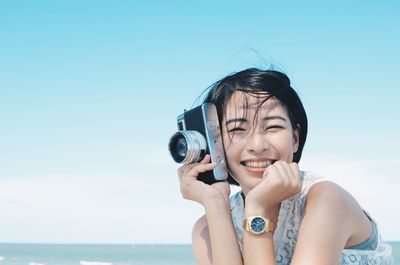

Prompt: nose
xmin=247 ymin=132 xmax=269 ymax=153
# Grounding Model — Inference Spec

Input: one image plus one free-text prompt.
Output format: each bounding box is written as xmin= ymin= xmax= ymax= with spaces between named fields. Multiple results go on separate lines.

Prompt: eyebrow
xmin=225 ymin=118 xmax=247 ymax=126
xmin=225 ymin=115 xmax=287 ymax=126
xmin=263 ymin=115 xmax=288 ymax=122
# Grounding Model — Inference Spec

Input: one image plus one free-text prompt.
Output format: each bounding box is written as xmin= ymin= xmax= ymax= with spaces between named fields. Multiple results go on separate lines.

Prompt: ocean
xmin=0 ymin=242 xmax=398 ymax=265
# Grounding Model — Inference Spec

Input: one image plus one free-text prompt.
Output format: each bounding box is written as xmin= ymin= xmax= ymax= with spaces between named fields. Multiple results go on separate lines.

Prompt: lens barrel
xmin=169 ymin=131 xmax=207 ymax=164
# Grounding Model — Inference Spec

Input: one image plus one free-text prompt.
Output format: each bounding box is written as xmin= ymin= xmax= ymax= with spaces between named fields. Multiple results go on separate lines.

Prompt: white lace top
xmin=229 ymin=171 xmax=395 ymax=264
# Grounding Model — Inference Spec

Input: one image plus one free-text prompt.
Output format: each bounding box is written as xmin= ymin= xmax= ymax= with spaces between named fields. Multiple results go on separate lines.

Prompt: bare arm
xmin=242 ymin=161 xmax=301 ymax=265
xmin=178 ymin=155 xmax=243 ymax=265
xmin=192 ymin=212 xmax=243 ymax=265
xmin=192 ymin=216 xmax=213 ymax=265
xmin=291 ymin=181 xmax=371 ymax=265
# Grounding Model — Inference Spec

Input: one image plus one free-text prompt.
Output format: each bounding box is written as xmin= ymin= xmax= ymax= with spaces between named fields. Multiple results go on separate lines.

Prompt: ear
xmin=292 ymin=125 xmax=300 ymax=153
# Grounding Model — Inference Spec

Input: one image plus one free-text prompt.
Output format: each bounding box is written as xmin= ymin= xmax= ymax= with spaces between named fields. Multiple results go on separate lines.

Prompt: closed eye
xmin=228 ymin=127 xmax=246 ymax=133
xmin=266 ymin=125 xmax=284 ymax=130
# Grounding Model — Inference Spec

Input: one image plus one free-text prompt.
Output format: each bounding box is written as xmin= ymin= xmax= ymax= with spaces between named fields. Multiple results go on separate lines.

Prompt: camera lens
xmin=168 ymin=131 xmax=207 ymax=164
xmin=176 ymin=138 xmax=188 ymax=157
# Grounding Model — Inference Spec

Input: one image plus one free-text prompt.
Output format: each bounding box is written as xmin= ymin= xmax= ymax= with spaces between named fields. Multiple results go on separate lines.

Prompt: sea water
xmin=0 ymin=242 xmax=398 ymax=265
xmin=0 ymin=244 xmax=195 ymax=265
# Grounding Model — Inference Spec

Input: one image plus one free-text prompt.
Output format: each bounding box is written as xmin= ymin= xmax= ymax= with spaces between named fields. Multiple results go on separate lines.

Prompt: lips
xmin=240 ymin=159 xmax=276 ymax=168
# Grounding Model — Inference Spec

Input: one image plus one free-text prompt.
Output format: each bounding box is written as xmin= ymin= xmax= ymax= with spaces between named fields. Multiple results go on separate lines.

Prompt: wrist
xmin=203 ymin=196 xmax=229 ymax=212
xmin=244 ymin=202 xmax=280 ymax=223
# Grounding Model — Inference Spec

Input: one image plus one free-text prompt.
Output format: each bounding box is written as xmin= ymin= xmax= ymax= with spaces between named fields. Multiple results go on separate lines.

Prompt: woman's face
xmin=221 ymin=91 xmax=299 ymax=194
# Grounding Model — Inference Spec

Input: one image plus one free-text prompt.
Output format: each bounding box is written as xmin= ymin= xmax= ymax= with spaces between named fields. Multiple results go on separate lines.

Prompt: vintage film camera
xmin=168 ymin=103 xmax=228 ymax=184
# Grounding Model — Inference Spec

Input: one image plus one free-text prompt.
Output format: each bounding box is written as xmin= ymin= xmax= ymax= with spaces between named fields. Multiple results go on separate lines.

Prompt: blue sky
xmin=0 ymin=1 xmax=399 ymax=243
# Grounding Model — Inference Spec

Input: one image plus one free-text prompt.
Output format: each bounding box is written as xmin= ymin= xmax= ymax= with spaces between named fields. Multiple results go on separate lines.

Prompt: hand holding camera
xmin=177 ymin=154 xmax=230 ymax=206
xmin=169 ymin=103 xmax=228 ymax=185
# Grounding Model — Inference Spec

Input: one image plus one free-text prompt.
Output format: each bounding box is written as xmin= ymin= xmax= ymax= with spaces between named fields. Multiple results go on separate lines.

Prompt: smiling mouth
xmin=240 ymin=160 xmax=276 ymax=168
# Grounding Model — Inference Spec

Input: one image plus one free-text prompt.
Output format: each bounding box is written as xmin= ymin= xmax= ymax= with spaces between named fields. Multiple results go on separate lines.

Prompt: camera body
xmin=169 ymin=103 xmax=228 ymax=184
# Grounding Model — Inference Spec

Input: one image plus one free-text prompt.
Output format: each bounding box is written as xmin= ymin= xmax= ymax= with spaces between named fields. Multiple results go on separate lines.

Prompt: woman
xmin=177 ymin=68 xmax=394 ymax=265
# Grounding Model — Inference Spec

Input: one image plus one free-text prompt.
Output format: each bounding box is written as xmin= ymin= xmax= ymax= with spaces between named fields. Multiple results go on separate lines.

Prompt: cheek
xmin=221 ymin=134 xmax=232 ymax=157
xmin=221 ymin=135 xmax=230 ymax=156
xmin=271 ymin=133 xmax=295 ymax=152
xmin=223 ymin=141 xmax=243 ymax=167
xmin=223 ymin=144 xmax=236 ymax=161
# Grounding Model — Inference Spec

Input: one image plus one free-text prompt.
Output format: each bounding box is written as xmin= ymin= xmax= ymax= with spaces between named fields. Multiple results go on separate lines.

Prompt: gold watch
xmin=243 ymin=215 xmax=274 ymax=234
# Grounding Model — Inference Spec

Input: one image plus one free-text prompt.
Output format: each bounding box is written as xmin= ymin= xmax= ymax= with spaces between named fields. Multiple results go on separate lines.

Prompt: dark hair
xmin=203 ymin=68 xmax=308 ymax=185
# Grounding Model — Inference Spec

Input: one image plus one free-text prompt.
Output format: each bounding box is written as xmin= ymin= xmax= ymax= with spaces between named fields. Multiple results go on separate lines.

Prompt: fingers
xmin=184 ymin=162 xmax=217 ymax=179
xmin=177 ymin=154 xmax=216 ymax=181
xmin=289 ymin=162 xmax=301 ymax=190
xmin=268 ymin=161 xmax=301 ymax=191
xmin=289 ymin=162 xmax=299 ymax=176
xmin=273 ymin=161 xmax=292 ymax=181
xmin=200 ymin=154 xmax=211 ymax=164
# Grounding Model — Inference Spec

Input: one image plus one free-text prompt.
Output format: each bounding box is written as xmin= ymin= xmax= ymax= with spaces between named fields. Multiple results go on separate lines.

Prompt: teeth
xmin=244 ymin=161 xmax=271 ymax=168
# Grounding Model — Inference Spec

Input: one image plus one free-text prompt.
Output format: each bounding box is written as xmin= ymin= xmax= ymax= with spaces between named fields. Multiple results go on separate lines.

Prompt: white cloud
xmin=0 ymin=149 xmax=398 ymax=243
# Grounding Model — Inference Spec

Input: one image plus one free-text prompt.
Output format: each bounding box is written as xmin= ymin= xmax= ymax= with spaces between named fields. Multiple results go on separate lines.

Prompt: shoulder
xmin=307 ymin=181 xmax=357 ymax=209
xmin=306 ymin=181 xmax=359 ymax=225
xmin=300 ymin=171 xmax=326 ymax=192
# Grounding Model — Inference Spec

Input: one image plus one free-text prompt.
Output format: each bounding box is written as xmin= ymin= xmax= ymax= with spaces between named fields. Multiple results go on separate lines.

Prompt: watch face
xmin=250 ymin=217 xmax=266 ymax=233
